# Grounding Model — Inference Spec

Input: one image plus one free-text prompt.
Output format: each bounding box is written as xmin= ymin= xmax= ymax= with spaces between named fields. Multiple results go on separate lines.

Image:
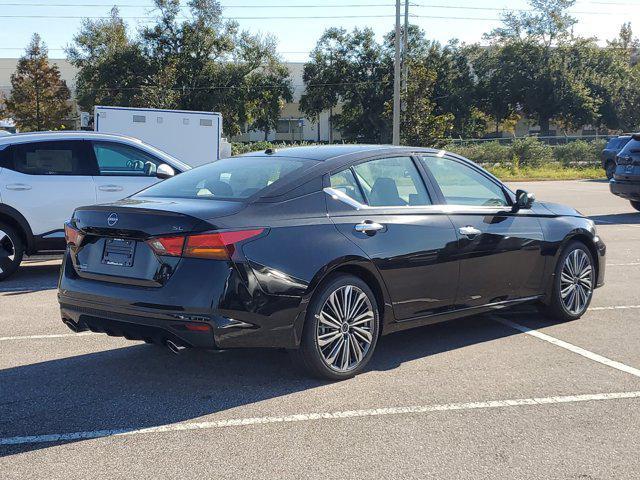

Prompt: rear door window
xmin=352 ymin=156 xmax=431 ymax=207
xmin=140 ymin=155 xmax=312 ymax=200
xmin=329 ymin=169 xmax=366 ymax=204
xmin=11 ymin=141 xmax=96 ymax=175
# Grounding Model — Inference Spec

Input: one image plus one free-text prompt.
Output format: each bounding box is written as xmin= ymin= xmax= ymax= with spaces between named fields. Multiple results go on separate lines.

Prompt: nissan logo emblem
xmin=107 ymin=213 xmax=119 ymax=227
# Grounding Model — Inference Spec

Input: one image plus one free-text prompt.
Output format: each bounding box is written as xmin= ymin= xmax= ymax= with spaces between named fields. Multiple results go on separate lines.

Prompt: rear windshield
xmin=619 ymin=139 xmax=640 ymax=157
xmin=139 ymin=155 xmax=312 ymax=200
xmin=608 ymin=137 xmax=631 ymax=150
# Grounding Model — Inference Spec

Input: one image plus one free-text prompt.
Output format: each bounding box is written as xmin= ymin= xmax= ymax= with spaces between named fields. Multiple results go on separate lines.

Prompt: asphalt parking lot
xmin=1 ymin=179 xmax=639 ymax=479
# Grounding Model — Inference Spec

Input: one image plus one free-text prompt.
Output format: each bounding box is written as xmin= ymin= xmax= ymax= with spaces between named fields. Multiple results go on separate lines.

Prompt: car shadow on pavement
xmin=0 ymin=314 xmax=520 ymax=456
xmin=0 ymin=262 xmax=60 ymax=295
xmin=590 ymin=212 xmax=640 ymax=225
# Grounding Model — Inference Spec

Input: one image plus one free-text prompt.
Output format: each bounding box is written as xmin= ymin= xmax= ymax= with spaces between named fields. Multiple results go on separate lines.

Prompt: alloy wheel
xmin=316 ymin=285 xmax=375 ymax=373
xmin=0 ymin=228 xmax=16 ymax=275
xmin=560 ymin=249 xmax=593 ymax=315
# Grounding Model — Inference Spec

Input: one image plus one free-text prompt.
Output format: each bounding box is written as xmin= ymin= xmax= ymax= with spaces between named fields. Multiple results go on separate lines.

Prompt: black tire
xmin=290 ymin=274 xmax=380 ymax=380
xmin=630 ymin=200 xmax=640 ymax=212
xmin=540 ymin=241 xmax=595 ymax=322
xmin=0 ymin=222 xmax=24 ymax=281
xmin=605 ymin=161 xmax=616 ymax=180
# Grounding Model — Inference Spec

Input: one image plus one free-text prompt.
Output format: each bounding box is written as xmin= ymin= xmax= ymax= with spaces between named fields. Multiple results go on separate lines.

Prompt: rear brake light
xmin=184 ymin=229 xmax=265 ymax=259
xmin=184 ymin=323 xmax=211 ymax=332
xmin=147 ymin=236 xmax=185 ymax=256
xmin=147 ymin=229 xmax=264 ymax=260
xmin=64 ymin=222 xmax=84 ymax=246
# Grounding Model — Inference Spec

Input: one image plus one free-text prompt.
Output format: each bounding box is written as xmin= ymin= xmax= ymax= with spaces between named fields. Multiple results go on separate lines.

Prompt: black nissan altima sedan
xmin=59 ymin=145 xmax=606 ymax=380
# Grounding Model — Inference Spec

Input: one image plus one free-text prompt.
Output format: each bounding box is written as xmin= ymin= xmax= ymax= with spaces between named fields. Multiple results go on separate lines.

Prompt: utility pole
xmin=392 ymin=0 xmax=401 ymax=145
xmin=403 ymin=0 xmax=409 ymax=93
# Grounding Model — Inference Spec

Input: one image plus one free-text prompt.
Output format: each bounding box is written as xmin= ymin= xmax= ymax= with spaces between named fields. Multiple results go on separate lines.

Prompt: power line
xmin=0 ymin=2 xmax=401 ymax=6
xmin=413 ymin=3 xmax=633 ymax=15
xmin=0 ymin=14 xmax=402 ymax=19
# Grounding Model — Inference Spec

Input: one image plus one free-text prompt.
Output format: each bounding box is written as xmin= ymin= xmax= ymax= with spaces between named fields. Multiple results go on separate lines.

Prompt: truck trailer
xmin=94 ymin=106 xmax=229 ymax=166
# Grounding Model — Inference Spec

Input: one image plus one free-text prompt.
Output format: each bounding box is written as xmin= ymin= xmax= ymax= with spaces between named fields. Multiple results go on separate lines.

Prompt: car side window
xmin=420 ymin=155 xmax=508 ymax=207
xmin=352 ymin=156 xmax=431 ymax=207
xmin=11 ymin=141 xmax=95 ymax=176
xmin=0 ymin=146 xmax=10 ymax=169
xmin=329 ymin=168 xmax=366 ymax=204
xmin=93 ymin=141 xmax=162 ymax=177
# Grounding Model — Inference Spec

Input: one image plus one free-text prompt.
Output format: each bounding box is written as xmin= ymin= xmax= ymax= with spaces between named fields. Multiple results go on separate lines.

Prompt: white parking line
xmin=607 ymin=263 xmax=640 ymax=267
xmin=1 ymin=390 xmax=639 ymax=446
xmin=0 ymin=285 xmax=56 ymax=293
xmin=0 ymin=332 xmax=95 ymax=342
xmin=493 ymin=316 xmax=640 ymax=378
xmin=589 ymin=305 xmax=640 ymax=311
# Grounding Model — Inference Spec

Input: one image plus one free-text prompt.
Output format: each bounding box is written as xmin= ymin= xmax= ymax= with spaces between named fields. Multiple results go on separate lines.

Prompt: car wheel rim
xmin=0 ymin=229 xmax=16 ymax=274
xmin=560 ymin=249 xmax=593 ymax=316
xmin=316 ymin=285 xmax=375 ymax=373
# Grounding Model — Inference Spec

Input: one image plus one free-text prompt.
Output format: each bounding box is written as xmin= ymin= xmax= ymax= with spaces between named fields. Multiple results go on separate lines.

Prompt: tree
xmin=67 ymin=7 xmax=150 ymax=111
xmin=5 ymin=34 xmax=71 ymax=131
xmin=300 ymin=28 xmax=350 ymax=142
xmin=245 ymin=62 xmax=292 ymax=140
xmin=139 ymin=0 xmax=292 ymax=136
xmin=68 ymin=1 xmax=292 ymax=137
xmin=483 ymin=0 xmax=608 ymax=136
xmin=397 ymin=61 xmax=454 ymax=145
xmin=486 ymin=0 xmax=577 ymax=46
xmin=471 ymin=44 xmax=520 ymax=135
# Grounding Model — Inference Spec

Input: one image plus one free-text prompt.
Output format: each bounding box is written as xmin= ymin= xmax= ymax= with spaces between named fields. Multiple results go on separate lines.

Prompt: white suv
xmin=0 ymin=131 xmax=190 ymax=280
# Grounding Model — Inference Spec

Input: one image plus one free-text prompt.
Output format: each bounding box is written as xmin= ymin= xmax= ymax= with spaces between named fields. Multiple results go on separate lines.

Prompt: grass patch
xmin=485 ymin=164 xmax=604 ymax=182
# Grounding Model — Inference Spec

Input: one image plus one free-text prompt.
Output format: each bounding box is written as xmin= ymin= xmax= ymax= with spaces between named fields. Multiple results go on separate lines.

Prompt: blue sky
xmin=0 ymin=0 xmax=636 ymax=61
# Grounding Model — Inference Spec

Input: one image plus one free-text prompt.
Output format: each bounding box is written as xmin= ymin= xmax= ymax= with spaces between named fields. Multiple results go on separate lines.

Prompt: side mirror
xmin=156 ymin=163 xmax=175 ymax=180
xmin=513 ymin=189 xmax=535 ymax=212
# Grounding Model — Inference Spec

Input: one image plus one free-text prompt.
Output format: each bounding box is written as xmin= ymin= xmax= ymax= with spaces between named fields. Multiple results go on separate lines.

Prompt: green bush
xmin=510 ymin=137 xmax=553 ymax=167
xmin=553 ymin=140 xmax=601 ymax=166
xmin=445 ymin=141 xmax=511 ymax=166
xmin=231 ymin=141 xmax=320 ymax=156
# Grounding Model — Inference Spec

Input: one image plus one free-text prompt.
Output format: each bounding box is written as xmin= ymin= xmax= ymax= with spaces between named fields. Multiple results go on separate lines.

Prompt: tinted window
xmin=140 ymin=156 xmax=311 ymax=200
xmin=330 ymin=169 xmax=365 ymax=204
xmin=421 ymin=156 xmax=508 ymax=207
xmin=352 ymin=156 xmax=430 ymax=207
xmin=0 ymin=146 xmax=10 ymax=169
xmin=12 ymin=141 xmax=95 ymax=175
xmin=619 ymin=139 xmax=640 ymax=157
xmin=93 ymin=142 xmax=161 ymax=177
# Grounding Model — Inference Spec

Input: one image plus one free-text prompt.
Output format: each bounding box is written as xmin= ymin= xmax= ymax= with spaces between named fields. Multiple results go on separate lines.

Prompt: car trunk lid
xmin=69 ymin=197 xmax=246 ymax=286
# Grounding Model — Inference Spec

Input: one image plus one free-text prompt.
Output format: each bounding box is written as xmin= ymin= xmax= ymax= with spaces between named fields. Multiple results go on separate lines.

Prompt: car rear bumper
xmin=58 ymin=252 xmax=306 ymax=349
xmin=610 ymin=179 xmax=640 ymax=200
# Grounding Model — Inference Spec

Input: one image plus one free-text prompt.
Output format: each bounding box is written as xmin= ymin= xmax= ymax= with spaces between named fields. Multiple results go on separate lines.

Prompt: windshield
xmin=138 ymin=155 xmax=313 ymax=200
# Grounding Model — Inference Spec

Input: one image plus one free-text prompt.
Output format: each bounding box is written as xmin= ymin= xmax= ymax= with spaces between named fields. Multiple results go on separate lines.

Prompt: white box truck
xmin=94 ymin=106 xmax=229 ymax=166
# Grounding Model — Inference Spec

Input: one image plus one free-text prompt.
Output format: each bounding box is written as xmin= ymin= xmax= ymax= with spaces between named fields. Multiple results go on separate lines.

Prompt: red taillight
xmin=184 ymin=323 xmax=211 ymax=332
xmin=64 ymin=222 xmax=84 ymax=246
xmin=147 ymin=236 xmax=185 ymax=257
xmin=147 ymin=229 xmax=264 ymax=260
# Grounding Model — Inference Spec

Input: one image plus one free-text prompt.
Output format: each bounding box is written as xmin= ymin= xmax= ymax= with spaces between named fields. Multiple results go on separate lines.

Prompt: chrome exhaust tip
xmin=63 ymin=318 xmax=79 ymax=333
xmin=165 ymin=339 xmax=187 ymax=355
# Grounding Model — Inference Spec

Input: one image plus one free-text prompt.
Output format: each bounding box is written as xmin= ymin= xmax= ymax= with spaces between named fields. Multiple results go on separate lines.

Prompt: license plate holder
xmin=101 ymin=238 xmax=136 ymax=267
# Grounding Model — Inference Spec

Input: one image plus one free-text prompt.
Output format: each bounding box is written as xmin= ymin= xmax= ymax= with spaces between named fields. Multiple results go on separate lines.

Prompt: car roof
xmin=0 ymin=130 xmax=146 ymax=146
xmin=238 ymin=144 xmax=441 ymax=162
xmin=236 ymin=144 xmax=505 ymax=201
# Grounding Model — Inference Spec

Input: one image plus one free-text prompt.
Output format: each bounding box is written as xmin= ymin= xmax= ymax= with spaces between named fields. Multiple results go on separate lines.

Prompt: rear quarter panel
xmin=238 ymin=192 xmax=394 ymax=336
